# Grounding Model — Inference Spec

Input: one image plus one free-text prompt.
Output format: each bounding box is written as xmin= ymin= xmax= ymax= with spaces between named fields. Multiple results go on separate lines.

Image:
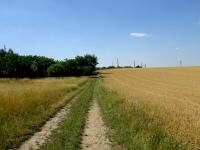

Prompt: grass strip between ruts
xmin=42 ymin=78 xmax=96 ymax=150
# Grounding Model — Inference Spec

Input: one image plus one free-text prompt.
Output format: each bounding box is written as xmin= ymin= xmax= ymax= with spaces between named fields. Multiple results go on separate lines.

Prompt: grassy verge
xmin=0 ymin=77 xmax=89 ymax=149
xmin=96 ymin=79 xmax=188 ymax=150
xmin=42 ymin=78 xmax=96 ymax=150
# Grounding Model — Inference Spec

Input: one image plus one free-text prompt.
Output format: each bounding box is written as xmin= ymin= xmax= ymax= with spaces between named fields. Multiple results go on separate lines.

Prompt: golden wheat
xmin=101 ymin=67 xmax=200 ymax=146
xmin=0 ymin=77 xmax=88 ymax=117
xmin=0 ymin=77 xmax=88 ymax=148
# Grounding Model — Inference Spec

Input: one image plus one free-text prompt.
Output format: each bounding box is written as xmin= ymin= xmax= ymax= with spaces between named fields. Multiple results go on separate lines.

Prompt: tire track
xmin=17 ymin=83 xmax=89 ymax=150
xmin=81 ymin=86 xmax=110 ymax=150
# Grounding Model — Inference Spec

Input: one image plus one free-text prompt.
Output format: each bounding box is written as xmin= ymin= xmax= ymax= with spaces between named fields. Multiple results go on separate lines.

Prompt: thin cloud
xmin=130 ymin=32 xmax=148 ymax=38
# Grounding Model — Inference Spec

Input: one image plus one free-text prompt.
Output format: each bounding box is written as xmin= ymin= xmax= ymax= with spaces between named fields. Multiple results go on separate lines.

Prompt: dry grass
xmin=0 ymin=77 xmax=88 ymax=149
xmin=100 ymin=67 xmax=200 ymax=147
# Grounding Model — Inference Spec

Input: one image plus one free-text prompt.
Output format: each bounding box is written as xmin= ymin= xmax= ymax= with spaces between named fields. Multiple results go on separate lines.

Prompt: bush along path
xmin=17 ymin=80 xmax=92 ymax=150
xmin=80 ymin=81 xmax=110 ymax=150
xmin=42 ymin=78 xmax=96 ymax=150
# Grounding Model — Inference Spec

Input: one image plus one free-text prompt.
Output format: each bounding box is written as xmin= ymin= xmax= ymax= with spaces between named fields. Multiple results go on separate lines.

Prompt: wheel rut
xmin=17 ymin=85 xmax=88 ymax=150
xmin=81 ymin=88 xmax=110 ymax=150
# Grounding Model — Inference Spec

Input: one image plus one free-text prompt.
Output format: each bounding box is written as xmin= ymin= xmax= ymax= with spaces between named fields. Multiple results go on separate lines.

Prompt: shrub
xmin=47 ymin=63 xmax=65 ymax=77
xmin=82 ymin=66 xmax=93 ymax=75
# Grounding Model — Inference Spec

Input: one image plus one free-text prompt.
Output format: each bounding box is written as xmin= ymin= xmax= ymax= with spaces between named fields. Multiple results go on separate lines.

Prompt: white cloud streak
xmin=130 ymin=32 xmax=148 ymax=38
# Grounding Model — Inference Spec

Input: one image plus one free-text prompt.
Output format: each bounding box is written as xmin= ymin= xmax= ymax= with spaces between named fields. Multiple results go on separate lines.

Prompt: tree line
xmin=0 ymin=48 xmax=98 ymax=78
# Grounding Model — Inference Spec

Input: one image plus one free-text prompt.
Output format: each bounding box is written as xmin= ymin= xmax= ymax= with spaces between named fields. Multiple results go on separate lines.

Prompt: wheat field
xmin=0 ymin=77 xmax=88 ymax=149
xmin=101 ymin=67 xmax=200 ymax=147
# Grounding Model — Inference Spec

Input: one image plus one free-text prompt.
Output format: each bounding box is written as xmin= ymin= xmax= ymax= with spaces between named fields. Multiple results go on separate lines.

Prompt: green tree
xmin=84 ymin=54 xmax=98 ymax=71
xmin=47 ymin=63 xmax=65 ymax=77
xmin=0 ymin=48 xmax=98 ymax=78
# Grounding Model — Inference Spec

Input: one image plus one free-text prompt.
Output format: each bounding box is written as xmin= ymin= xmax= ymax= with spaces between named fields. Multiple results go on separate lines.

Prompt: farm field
xmin=100 ymin=67 xmax=200 ymax=148
xmin=1 ymin=0 xmax=200 ymax=149
xmin=1 ymin=67 xmax=200 ymax=150
xmin=0 ymin=77 xmax=89 ymax=149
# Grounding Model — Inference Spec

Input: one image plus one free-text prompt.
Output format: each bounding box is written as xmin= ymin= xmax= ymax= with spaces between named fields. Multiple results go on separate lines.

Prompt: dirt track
xmin=81 ymin=90 xmax=110 ymax=150
xmin=17 ymin=85 xmax=87 ymax=150
xmin=18 ymin=102 xmax=71 ymax=150
xmin=18 ymin=81 xmax=110 ymax=150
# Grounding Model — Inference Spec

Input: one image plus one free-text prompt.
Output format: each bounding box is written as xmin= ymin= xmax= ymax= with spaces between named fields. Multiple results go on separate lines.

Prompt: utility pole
xmin=134 ymin=60 xmax=136 ymax=68
xmin=180 ymin=60 xmax=182 ymax=67
xmin=3 ymin=45 xmax=6 ymax=50
xmin=177 ymin=47 xmax=183 ymax=67
xmin=117 ymin=58 xmax=119 ymax=68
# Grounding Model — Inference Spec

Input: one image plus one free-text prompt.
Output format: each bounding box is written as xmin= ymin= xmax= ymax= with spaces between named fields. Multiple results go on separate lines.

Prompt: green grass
xmin=42 ymin=78 xmax=96 ymax=150
xmin=96 ymin=79 xmax=188 ymax=150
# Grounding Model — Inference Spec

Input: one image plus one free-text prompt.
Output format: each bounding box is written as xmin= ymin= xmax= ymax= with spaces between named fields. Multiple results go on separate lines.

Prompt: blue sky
xmin=0 ymin=0 xmax=200 ymax=67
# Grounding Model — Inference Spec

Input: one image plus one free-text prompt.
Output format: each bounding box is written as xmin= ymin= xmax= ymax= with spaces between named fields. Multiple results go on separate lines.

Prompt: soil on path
xmin=18 ymin=86 xmax=87 ymax=150
xmin=18 ymin=104 xmax=71 ymax=150
xmin=81 ymin=91 xmax=110 ymax=150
